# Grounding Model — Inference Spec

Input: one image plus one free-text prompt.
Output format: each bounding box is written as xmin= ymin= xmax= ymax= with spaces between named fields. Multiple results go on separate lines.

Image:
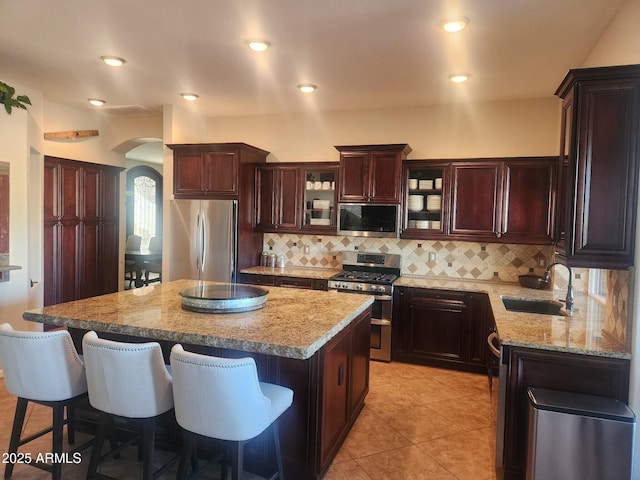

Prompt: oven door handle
xmin=371 ymin=318 xmax=391 ymax=327
xmin=373 ymin=294 xmax=392 ymax=301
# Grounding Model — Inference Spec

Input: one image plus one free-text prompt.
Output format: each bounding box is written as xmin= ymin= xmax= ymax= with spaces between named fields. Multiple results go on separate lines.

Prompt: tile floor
xmin=0 ymin=361 xmax=498 ymax=479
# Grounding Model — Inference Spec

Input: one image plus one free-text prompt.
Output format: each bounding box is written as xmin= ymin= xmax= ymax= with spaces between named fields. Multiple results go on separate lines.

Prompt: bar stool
xmin=0 ymin=323 xmax=91 ymax=480
xmin=170 ymin=344 xmax=294 ymax=480
xmin=487 ymin=331 xmax=501 ymax=394
xmin=82 ymin=331 xmax=177 ymax=480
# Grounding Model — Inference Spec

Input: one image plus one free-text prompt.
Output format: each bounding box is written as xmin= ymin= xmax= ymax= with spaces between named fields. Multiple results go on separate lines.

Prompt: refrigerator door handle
xmin=195 ymin=210 xmax=203 ymax=276
xmin=200 ymin=210 xmax=207 ymax=272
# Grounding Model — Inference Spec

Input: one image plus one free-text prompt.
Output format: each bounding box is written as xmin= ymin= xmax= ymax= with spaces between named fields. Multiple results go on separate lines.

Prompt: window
xmin=126 ymin=166 xmax=163 ymax=249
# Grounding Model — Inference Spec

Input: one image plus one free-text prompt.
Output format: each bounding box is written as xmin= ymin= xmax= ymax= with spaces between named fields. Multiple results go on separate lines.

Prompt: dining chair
xmin=144 ymin=236 xmax=162 ymax=286
xmin=0 ymin=323 xmax=92 ymax=480
xmin=125 ymin=234 xmax=143 ymax=288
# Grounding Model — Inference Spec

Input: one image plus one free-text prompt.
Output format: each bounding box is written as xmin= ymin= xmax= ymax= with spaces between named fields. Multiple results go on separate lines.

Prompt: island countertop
xmin=23 ymin=279 xmax=373 ymax=360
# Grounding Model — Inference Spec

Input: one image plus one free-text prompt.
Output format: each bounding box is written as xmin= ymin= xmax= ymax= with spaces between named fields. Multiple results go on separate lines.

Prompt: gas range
xmin=328 ymin=251 xmax=401 ymax=295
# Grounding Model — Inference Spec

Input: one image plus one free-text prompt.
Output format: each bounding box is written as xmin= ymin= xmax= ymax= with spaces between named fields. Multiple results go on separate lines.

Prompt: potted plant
xmin=0 ymin=82 xmax=31 ymax=114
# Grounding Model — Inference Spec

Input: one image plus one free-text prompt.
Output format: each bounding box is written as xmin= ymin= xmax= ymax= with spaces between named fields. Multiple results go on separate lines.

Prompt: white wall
xmin=206 ymin=97 xmax=560 ymax=162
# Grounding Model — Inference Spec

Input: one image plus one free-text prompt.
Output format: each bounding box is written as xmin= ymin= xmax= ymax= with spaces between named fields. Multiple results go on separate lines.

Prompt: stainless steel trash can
xmin=526 ymin=388 xmax=635 ymax=480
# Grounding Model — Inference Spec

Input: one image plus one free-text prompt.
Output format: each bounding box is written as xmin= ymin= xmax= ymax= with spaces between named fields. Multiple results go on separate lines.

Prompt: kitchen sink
xmin=501 ymin=296 xmax=567 ymax=316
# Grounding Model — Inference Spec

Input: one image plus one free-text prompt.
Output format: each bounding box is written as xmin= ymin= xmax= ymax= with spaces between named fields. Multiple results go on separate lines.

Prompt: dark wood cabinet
xmin=500 ymin=159 xmax=556 ymax=244
xmin=302 ymin=164 xmax=338 ymax=233
xmin=336 ymin=144 xmax=411 ymax=203
xmin=449 ymin=161 xmax=503 ymax=239
xmin=169 ymin=143 xmax=268 ymax=272
xmin=554 ymin=65 xmax=640 ymax=269
xmin=446 ymin=158 xmax=556 ymax=244
xmin=401 ymin=161 xmax=449 ymax=238
xmin=169 ymin=143 xmax=269 ymax=200
xmin=255 ymin=165 xmax=303 ymax=232
xmin=392 ymin=287 xmax=490 ymax=372
xmin=44 ymin=156 xmax=123 ymax=306
xmin=498 ymin=345 xmax=630 ymax=480
xmin=238 ymin=272 xmax=328 ymax=291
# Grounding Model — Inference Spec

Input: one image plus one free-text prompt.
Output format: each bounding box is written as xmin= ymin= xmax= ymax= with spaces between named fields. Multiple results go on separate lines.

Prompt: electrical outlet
xmin=429 ymin=252 xmax=436 ymax=262
xmin=304 ymin=245 xmax=310 ymax=254
xmin=539 ymin=259 xmax=545 ymax=267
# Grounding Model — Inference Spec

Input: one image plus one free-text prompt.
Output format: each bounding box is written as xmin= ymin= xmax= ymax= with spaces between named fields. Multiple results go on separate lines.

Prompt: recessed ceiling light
xmin=442 ymin=18 xmax=469 ymax=33
xmin=87 ymin=98 xmax=106 ymax=106
xmin=100 ymin=56 xmax=126 ymax=67
xmin=297 ymin=84 xmax=317 ymax=93
xmin=180 ymin=93 xmax=199 ymax=101
xmin=449 ymin=74 xmax=470 ymax=83
xmin=247 ymin=40 xmax=271 ymax=52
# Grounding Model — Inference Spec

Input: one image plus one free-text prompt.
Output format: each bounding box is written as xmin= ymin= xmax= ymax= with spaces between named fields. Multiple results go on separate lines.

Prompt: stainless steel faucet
xmin=543 ymin=262 xmax=574 ymax=310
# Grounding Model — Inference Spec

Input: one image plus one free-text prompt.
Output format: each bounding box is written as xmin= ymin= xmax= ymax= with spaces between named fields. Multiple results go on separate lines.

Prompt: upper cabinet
xmin=168 ymin=143 xmax=269 ymax=199
xmin=255 ymin=164 xmax=303 ymax=232
xmin=402 ymin=161 xmax=449 ymax=237
xmin=402 ymin=157 xmax=556 ymax=244
xmin=254 ymin=162 xmax=339 ymax=234
xmin=555 ymin=65 xmax=640 ymax=269
xmin=302 ymin=164 xmax=339 ymax=232
xmin=336 ymin=144 xmax=411 ymax=203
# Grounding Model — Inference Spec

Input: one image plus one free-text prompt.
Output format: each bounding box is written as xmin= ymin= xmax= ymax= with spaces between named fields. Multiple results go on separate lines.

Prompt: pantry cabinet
xmin=554 ymin=64 xmax=640 ymax=269
xmin=44 ymin=157 xmax=123 ymax=306
xmin=392 ymin=287 xmax=490 ymax=373
xmin=336 ymin=144 xmax=411 ymax=203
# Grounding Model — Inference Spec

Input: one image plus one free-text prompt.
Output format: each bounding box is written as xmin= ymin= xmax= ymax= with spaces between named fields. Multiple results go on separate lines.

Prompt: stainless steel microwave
xmin=337 ymin=203 xmax=400 ymax=238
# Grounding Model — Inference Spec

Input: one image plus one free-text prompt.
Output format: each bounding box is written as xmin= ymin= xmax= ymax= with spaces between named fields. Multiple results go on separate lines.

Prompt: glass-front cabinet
xmin=302 ymin=164 xmax=338 ymax=232
xmin=402 ymin=161 xmax=450 ymax=238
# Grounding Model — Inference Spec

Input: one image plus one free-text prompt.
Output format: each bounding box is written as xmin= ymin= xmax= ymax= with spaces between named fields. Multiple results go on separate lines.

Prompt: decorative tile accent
xmin=602 ymin=268 xmax=632 ymax=348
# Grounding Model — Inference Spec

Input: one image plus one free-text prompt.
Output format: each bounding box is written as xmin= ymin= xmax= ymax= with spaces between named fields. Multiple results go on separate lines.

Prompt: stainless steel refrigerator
xmin=169 ymin=199 xmax=238 ymax=283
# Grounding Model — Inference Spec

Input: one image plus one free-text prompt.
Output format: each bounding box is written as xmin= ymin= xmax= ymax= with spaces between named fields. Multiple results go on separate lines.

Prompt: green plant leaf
xmin=16 ymin=95 xmax=31 ymax=105
xmin=3 ymin=102 xmax=11 ymax=114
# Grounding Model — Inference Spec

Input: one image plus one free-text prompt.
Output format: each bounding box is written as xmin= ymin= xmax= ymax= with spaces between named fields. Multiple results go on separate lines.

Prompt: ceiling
xmin=0 ymin=0 xmax=627 ymax=118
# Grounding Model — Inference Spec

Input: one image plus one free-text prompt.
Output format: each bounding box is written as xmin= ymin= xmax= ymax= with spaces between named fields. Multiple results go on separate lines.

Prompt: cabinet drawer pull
xmin=338 ymin=363 xmax=345 ymax=386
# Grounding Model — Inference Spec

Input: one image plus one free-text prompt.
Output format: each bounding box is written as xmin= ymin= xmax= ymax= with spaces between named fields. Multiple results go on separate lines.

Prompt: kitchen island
xmin=23 ymin=279 xmax=374 ymax=480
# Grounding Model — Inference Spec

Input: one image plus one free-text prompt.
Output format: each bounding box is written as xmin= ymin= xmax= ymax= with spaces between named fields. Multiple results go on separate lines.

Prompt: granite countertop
xmin=396 ymin=276 xmax=630 ymax=359
xmin=23 ymin=279 xmax=373 ymax=360
xmin=241 ymin=266 xmax=340 ymax=279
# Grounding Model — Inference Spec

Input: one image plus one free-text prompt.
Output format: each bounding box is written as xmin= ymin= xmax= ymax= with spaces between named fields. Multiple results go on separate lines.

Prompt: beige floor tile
xmin=427 ymin=394 xmax=496 ymax=431
xmin=376 ymin=404 xmax=464 ymax=443
xmin=417 ymin=428 xmax=498 ymax=480
xmin=341 ymin=410 xmax=412 ymax=459
xmin=323 ymin=459 xmax=373 ymax=480
xmin=357 ymin=445 xmax=458 ymax=480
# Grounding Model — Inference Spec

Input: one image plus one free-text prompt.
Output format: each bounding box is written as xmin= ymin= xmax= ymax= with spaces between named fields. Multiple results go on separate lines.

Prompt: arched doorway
xmin=126 ymin=166 xmax=163 ymax=248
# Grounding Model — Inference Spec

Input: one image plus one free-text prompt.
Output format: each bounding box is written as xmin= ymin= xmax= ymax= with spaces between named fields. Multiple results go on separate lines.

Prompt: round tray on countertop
xmin=179 ymin=284 xmax=268 ymax=314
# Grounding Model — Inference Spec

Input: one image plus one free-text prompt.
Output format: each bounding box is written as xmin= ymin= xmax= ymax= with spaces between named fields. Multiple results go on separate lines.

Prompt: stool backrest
xmin=82 ymin=331 xmax=173 ymax=418
xmin=0 ymin=323 xmax=87 ymax=401
xmin=170 ymin=344 xmax=272 ymax=441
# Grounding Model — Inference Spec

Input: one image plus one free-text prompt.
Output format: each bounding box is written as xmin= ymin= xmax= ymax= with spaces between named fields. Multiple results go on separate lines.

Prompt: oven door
xmin=369 ymin=294 xmax=392 ymax=362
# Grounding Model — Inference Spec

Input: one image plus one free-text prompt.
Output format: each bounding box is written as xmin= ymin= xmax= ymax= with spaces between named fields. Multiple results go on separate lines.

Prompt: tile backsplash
xmin=263 ymin=233 xmax=555 ymax=283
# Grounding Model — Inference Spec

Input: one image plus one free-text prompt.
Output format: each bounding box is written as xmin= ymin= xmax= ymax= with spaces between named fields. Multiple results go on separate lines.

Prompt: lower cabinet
xmin=392 ymin=286 xmax=490 ymax=372
xmin=498 ymin=345 xmax=630 ymax=480
xmin=238 ymin=272 xmax=328 ymax=291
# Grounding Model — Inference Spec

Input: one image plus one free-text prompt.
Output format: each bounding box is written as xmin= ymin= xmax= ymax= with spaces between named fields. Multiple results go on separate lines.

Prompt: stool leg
xmin=141 ymin=418 xmax=156 ymax=480
xmin=176 ymin=430 xmax=195 ymax=480
xmin=52 ymin=403 xmax=64 ymax=480
xmin=4 ymin=397 xmax=28 ymax=479
xmin=86 ymin=412 xmax=109 ymax=480
xmin=229 ymin=440 xmax=246 ymax=480
xmin=66 ymin=402 xmax=76 ymax=444
xmin=272 ymin=420 xmax=284 ymax=480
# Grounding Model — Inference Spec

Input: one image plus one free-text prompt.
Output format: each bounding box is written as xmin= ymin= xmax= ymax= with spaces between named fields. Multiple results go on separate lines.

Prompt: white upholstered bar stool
xmin=170 ymin=344 xmax=294 ymax=480
xmin=82 ymin=331 xmax=176 ymax=480
xmin=0 ymin=323 xmax=91 ymax=480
